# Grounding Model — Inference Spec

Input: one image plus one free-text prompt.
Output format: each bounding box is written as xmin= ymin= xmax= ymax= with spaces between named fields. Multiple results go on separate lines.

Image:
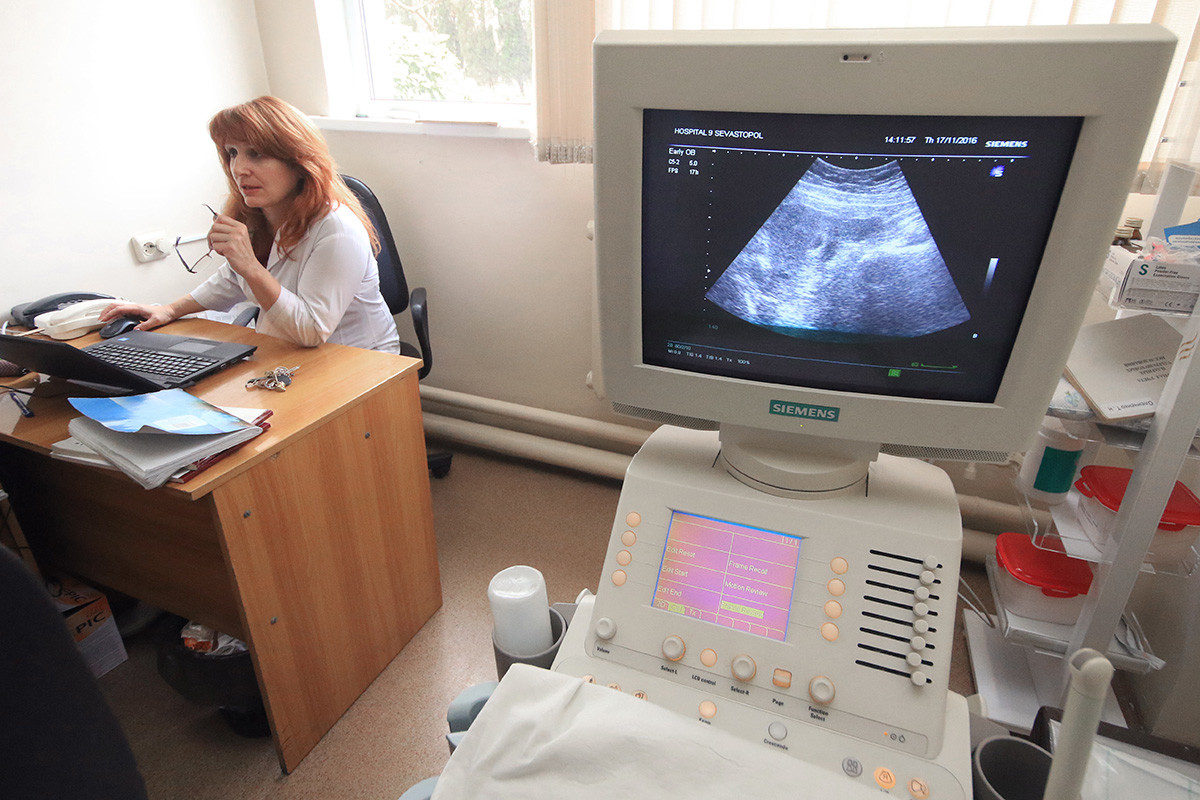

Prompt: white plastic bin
xmin=995 ymin=533 xmax=1093 ymax=625
xmin=1074 ymin=466 xmax=1200 ymax=566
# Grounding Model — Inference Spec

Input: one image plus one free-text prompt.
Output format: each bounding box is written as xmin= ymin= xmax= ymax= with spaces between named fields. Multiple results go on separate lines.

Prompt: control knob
xmin=595 ymin=617 xmax=617 ymax=640
xmin=731 ymin=654 xmax=756 ymax=682
xmin=808 ymin=676 xmax=836 ymax=705
xmin=662 ymin=635 xmax=686 ymax=662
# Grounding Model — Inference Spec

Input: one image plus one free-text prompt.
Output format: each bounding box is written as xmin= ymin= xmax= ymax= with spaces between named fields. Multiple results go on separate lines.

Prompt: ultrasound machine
xmin=430 ymin=24 xmax=1175 ymax=799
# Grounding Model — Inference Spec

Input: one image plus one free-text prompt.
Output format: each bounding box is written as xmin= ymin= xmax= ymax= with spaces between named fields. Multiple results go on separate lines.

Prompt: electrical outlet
xmin=130 ymin=231 xmax=169 ymax=262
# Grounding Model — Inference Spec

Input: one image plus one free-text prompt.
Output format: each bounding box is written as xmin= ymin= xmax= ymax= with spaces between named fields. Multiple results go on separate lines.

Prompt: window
xmin=593 ymin=0 xmax=1200 ymax=179
xmin=533 ymin=0 xmax=1200 ymax=176
xmin=338 ymin=0 xmax=1200 ymax=178
xmin=344 ymin=0 xmax=534 ymax=127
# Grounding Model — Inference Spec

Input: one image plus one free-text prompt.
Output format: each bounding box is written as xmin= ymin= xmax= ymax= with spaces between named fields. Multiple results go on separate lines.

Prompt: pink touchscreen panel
xmin=652 ymin=511 xmax=801 ymax=641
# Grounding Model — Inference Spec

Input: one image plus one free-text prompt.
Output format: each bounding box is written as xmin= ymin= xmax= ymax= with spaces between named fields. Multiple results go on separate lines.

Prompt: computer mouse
xmin=99 ymin=316 xmax=140 ymax=338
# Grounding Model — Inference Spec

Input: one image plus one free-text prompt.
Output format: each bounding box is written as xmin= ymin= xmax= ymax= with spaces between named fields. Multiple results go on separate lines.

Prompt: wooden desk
xmin=0 ymin=319 xmax=442 ymax=773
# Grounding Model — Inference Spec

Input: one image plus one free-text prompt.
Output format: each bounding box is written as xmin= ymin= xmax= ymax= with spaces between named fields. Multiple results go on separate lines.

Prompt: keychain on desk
xmin=246 ymin=365 xmax=299 ymax=392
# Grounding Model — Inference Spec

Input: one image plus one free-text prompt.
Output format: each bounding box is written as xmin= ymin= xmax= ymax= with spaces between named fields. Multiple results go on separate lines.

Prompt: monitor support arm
xmin=718 ymin=424 xmax=880 ymax=497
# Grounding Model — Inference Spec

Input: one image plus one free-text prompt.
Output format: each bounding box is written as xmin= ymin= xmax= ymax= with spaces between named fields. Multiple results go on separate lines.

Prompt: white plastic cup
xmin=1017 ymin=418 xmax=1085 ymax=504
xmin=487 ymin=565 xmax=553 ymax=657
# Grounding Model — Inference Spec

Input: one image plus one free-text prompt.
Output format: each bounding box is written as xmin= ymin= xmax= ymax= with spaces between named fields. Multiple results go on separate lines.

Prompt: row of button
xmin=660 ymin=625 xmax=836 ymax=703
xmin=580 ymin=674 xmax=649 ymax=700
xmin=843 ymin=760 xmax=930 ymax=799
xmin=610 ymin=513 xmax=642 ymax=587
xmin=824 ymin=557 xmax=846 ymax=649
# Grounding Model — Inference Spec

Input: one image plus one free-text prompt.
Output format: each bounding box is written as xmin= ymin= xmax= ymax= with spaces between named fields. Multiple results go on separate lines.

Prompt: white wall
xmin=0 ymin=0 xmax=270 ymax=315
xmin=323 ymin=128 xmax=613 ymax=420
xmin=0 ymin=0 xmax=612 ymax=424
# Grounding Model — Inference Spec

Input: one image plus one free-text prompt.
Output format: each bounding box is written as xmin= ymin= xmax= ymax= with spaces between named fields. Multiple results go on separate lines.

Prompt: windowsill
xmin=313 ymin=116 xmax=532 ymax=140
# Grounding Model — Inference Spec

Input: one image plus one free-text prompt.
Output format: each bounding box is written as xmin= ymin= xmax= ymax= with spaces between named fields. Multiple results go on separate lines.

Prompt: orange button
xmin=616 ymin=549 xmax=633 ymax=566
xmin=772 ymin=668 xmax=792 ymax=689
xmin=875 ymin=767 xmax=897 ymax=790
xmin=908 ymin=777 xmax=930 ymax=799
xmin=831 ymin=557 xmax=849 ymax=575
xmin=699 ymin=700 xmax=717 ymax=719
xmin=700 ymin=648 xmax=718 ymax=668
xmin=821 ymin=622 xmax=839 ymax=641
xmin=611 ymin=570 xmax=627 ymax=586
xmin=621 ymin=530 xmax=637 ymax=546
xmin=625 ymin=512 xmax=642 ymax=527
xmin=824 ymin=600 xmax=843 ymax=619
xmin=827 ymin=578 xmax=846 ymax=596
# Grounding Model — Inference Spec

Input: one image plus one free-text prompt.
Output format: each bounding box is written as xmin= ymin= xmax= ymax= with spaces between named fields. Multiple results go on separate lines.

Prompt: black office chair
xmin=0 ymin=547 xmax=149 ymax=799
xmin=341 ymin=174 xmax=453 ymax=479
xmin=230 ymin=177 xmax=452 ymax=478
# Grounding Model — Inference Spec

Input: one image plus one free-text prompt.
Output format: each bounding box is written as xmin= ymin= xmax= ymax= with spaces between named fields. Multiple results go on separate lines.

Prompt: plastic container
xmin=1074 ymin=465 xmax=1200 ymax=565
xmin=1016 ymin=418 xmax=1087 ymax=504
xmin=995 ymin=533 xmax=1094 ymax=624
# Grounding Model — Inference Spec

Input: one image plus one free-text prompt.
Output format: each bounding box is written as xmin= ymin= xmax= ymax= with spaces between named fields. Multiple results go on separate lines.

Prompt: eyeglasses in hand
xmin=177 ymin=203 xmax=220 ymax=274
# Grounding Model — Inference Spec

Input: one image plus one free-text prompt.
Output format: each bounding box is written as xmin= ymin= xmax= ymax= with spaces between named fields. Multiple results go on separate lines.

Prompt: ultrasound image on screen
xmin=705 ymin=158 xmax=970 ymax=341
xmin=641 ymin=109 xmax=1082 ymax=403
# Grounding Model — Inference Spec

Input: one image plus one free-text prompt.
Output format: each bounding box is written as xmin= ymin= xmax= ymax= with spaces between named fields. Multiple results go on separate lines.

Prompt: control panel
xmin=552 ymin=426 xmax=971 ymax=798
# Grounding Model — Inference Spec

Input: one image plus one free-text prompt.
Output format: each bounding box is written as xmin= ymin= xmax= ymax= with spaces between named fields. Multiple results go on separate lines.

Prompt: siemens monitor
xmin=593 ymin=26 xmax=1175 ymax=492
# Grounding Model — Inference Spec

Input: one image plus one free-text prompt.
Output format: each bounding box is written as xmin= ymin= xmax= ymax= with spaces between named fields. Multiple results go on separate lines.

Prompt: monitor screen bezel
xmin=593 ymin=25 xmax=1176 ymax=455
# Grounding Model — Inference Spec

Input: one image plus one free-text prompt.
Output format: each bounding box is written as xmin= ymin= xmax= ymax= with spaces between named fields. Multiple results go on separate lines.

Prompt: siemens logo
xmin=769 ymin=401 xmax=840 ymax=422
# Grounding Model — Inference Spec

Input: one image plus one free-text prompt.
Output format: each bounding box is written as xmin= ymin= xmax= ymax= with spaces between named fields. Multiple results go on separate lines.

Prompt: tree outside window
xmin=363 ymin=0 xmax=532 ymax=115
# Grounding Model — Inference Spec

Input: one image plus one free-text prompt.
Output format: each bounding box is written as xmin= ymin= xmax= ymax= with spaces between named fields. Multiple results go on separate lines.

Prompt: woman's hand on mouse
xmin=99 ymin=302 xmax=160 ymax=330
xmin=100 ymin=299 xmax=194 ymax=331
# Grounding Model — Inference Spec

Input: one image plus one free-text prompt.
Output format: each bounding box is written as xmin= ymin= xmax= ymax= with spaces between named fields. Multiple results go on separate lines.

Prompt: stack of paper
xmin=57 ymin=389 xmax=267 ymax=489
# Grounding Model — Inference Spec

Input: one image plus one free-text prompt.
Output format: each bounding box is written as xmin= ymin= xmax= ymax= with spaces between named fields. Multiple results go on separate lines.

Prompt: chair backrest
xmin=0 ymin=548 xmax=148 ymax=798
xmin=341 ymin=174 xmax=409 ymax=316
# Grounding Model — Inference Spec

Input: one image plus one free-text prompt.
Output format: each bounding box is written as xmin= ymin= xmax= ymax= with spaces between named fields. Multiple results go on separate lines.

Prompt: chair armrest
xmin=409 ymin=286 xmax=432 ymax=380
xmin=231 ymin=305 xmax=260 ymax=327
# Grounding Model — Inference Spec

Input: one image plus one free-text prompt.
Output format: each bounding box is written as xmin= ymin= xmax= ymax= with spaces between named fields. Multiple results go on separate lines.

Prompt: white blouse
xmin=190 ymin=204 xmax=401 ymax=354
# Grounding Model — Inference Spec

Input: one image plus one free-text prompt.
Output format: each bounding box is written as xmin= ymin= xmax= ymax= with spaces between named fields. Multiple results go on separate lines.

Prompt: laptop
xmin=0 ymin=330 xmax=257 ymax=395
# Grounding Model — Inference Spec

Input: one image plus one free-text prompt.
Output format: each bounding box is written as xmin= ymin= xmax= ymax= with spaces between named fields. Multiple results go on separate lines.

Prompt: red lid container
xmin=995 ymin=532 xmax=1093 ymax=598
xmin=1074 ymin=465 xmax=1200 ymax=532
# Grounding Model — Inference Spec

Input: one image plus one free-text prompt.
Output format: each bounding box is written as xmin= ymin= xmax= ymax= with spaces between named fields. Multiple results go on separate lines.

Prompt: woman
xmin=102 ymin=96 xmax=401 ymax=354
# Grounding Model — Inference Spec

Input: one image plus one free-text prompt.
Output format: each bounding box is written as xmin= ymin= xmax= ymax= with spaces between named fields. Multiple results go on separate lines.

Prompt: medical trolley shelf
xmin=980 ymin=306 xmax=1200 ymax=713
xmin=982 ymin=554 xmax=1157 ymax=674
xmin=1017 ymin=426 xmax=1200 ymax=577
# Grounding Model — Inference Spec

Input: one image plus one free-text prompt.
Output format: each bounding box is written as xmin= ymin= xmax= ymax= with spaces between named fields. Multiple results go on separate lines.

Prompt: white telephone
xmin=33 ymin=298 xmax=124 ymax=340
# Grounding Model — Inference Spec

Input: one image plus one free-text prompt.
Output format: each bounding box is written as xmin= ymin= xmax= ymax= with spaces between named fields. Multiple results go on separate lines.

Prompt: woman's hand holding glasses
xmin=177 ymin=203 xmax=220 ymax=274
xmin=208 ymin=214 xmax=260 ymax=279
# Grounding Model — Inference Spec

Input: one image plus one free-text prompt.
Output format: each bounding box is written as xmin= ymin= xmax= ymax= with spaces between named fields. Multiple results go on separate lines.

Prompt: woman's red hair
xmin=208 ymin=96 xmax=378 ymax=259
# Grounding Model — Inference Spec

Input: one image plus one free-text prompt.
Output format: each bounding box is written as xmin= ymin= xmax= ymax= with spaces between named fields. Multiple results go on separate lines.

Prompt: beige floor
xmin=98 ymin=446 xmax=988 ymax=800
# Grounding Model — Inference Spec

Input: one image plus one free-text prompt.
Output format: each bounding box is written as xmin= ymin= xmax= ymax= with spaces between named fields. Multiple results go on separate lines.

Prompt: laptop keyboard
xmin=88 ymin=342 xmax=219 ymax=379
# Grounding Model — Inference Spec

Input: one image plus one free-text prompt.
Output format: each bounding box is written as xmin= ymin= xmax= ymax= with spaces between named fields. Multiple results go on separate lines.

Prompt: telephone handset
xmin=10 ymin=292 xmax=119 ymax=340
xmin=11 ymin=291 xmax=114 ymax=326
